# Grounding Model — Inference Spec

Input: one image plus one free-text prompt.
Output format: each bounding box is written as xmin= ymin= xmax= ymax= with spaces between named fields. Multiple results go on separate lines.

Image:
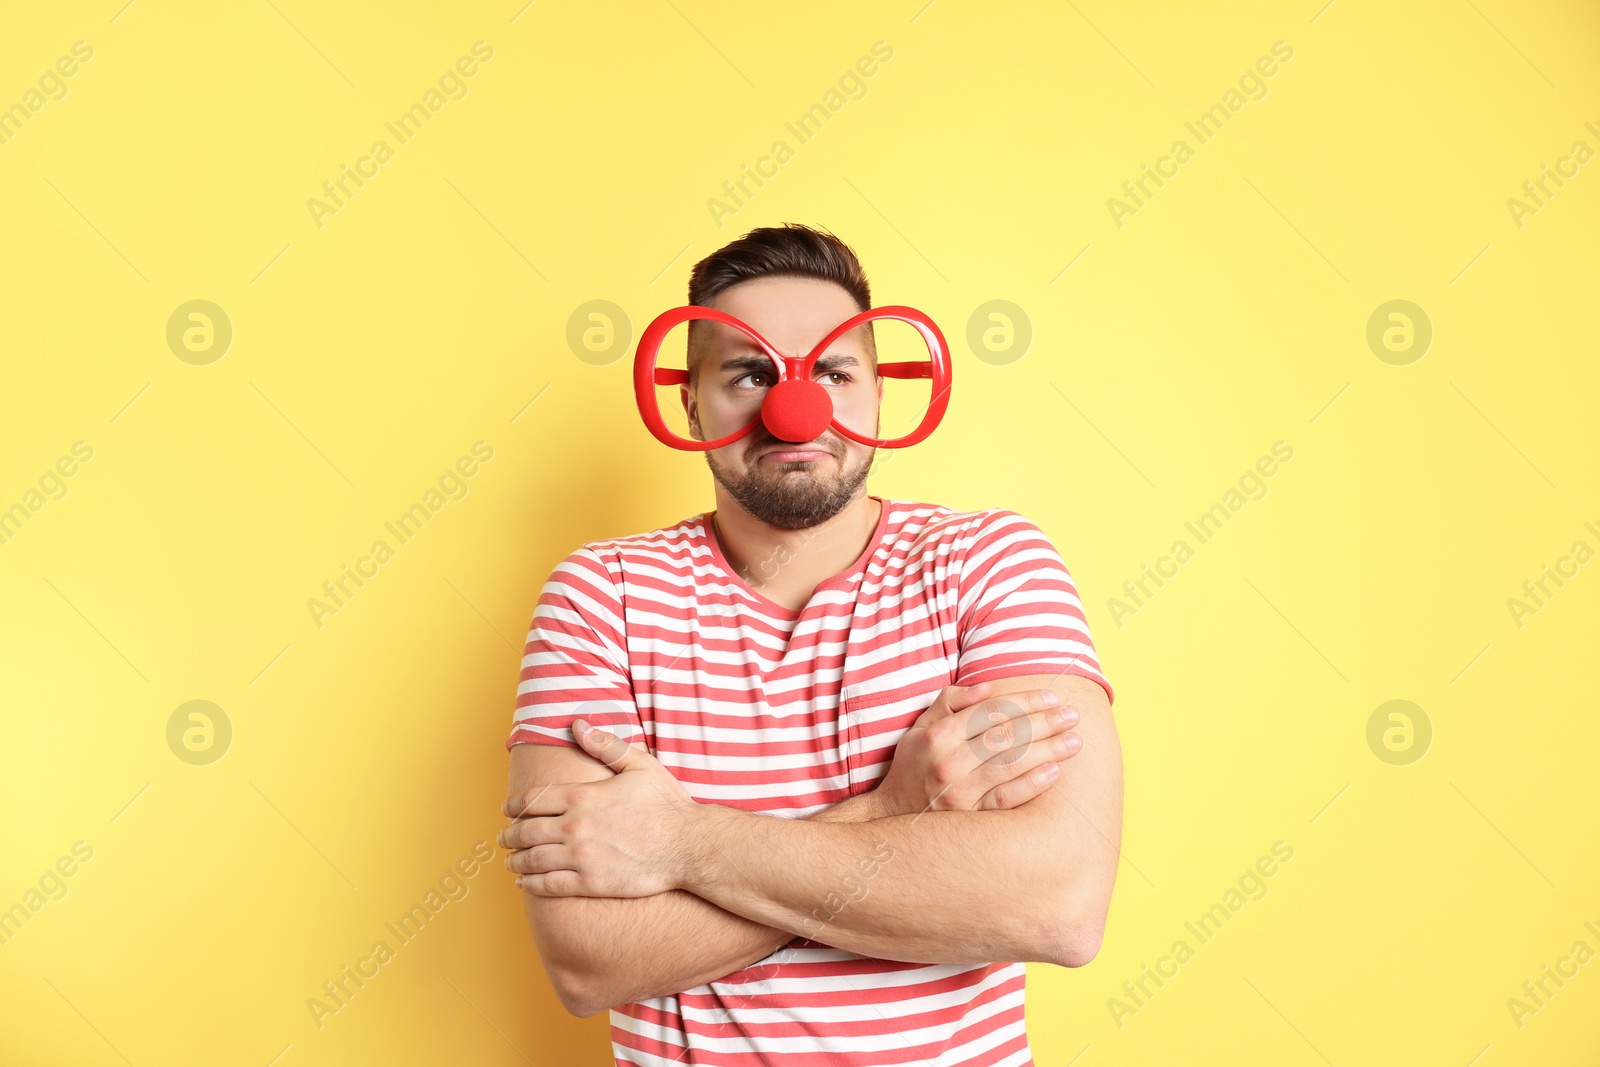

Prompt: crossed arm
xmin=503 ymin=754 xmax=885 ymax=1016
xmin=504 ymin=672 xmax=1122 ymax=1017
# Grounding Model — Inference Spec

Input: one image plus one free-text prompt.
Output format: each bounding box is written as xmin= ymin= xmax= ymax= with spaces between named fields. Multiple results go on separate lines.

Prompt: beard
xmin=701 ymin=431 xmax=876 ymax=530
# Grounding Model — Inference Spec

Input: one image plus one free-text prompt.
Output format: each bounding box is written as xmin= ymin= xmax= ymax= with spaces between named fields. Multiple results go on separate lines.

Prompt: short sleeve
xmin=952 ymin=510 xmax=1114 ymax=704
xmin=507 ymin=547 xmax=645 ymax=751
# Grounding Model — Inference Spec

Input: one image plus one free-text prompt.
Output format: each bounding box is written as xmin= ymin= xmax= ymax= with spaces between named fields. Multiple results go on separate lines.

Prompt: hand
xmin=499 ymin=720 xmax=699 ymax=898
xmin=871 ymin=682 xmax=1082 ymax=817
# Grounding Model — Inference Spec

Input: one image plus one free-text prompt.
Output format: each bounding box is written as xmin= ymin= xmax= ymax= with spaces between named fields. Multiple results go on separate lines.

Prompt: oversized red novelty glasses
xmin=633 ymin=305 xmax=953 ymax=451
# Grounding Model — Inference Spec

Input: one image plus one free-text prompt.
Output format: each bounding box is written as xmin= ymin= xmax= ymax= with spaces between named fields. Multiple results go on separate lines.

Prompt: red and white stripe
xmin=510 ymin=496 xmax=1112 ymax=1066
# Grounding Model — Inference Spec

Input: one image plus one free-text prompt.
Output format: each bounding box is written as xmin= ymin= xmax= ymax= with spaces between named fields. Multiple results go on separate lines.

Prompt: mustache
xmin=748 ymin=436 xmax=841 ymax=458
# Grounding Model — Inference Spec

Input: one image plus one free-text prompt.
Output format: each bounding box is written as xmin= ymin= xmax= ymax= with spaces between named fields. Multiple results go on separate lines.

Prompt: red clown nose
xmin=760 ymin=380 xmax=834 ymax=443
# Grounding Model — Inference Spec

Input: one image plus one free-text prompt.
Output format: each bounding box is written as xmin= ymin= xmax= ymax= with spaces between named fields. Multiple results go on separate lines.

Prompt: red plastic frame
xmin=632 ymin=304 xmax=952 ymax=451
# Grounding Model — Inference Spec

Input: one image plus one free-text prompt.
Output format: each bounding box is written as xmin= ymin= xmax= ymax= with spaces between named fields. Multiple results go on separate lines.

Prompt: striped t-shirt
xmin=507 ymin=495 xmax=1113 ymax=1067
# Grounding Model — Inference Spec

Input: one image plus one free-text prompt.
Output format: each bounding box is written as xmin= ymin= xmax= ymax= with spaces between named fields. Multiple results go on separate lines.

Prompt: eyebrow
xmin=717 ymin=352 xmax=864 ymax=374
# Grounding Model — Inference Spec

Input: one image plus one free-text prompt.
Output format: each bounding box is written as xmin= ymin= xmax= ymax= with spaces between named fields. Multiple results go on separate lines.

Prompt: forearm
xmin=533 ymin=888 xmax=785 ymax=1016
xmin=683 ymin=797 xmax=1073 ymax=966
xmin=540 ymin=789 xmax=883 ymax=1014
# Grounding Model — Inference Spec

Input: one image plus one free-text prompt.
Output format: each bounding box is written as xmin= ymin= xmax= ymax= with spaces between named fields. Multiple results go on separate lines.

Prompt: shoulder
xmin=546 ymin=513 xmax=706 ymax=588
xmin=896 ymin=504 xmax=1075 ymax=617
xmin=885 ymin=498 xmax=1051 ymax=556
xmin=962 ymin=507 xmax=1058 ymax=557
xmin=578 ymin=512 xmax=703 ymax=558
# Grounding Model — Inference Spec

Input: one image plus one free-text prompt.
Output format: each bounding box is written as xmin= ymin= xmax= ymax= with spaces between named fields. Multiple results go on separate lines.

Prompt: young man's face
xmin=682 ymin=275 xmax=882 ymax=530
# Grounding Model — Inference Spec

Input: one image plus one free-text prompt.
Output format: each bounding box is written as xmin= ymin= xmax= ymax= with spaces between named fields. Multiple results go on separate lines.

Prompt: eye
xmin=819 ymin=371 xmax=852 ymax=385
xmin=732 ymin=371 xmax=773 ymax=389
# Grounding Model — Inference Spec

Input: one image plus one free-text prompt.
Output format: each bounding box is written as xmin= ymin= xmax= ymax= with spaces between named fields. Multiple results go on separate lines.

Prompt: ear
xmin=681 ymin=383 xmax=704 ymax=441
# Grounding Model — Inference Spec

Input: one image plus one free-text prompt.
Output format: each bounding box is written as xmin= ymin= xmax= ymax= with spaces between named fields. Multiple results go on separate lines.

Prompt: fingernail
xmin=1052 ymin=735 xmax=1070 ymax=755
xmin=1049 ymin=707 xmax=1069 ymax=726
xmin=1041 ymin=691 xmax=1059 ymax=707
xmin=573 ymin=719 xmax=590 ymax=734
xmin=1041 ymin=761 xmax=1060 ymax=780
xmin=515 ymin=877 xmax=524 ymax=890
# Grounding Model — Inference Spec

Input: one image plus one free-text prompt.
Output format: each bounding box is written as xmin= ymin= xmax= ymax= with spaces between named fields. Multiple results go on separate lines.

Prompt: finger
xmin=496 ymin=816 xmax=563 ymax=851
xmin=975 ymin=759 xmax=1062 ymax=811
xmin=955 ymin=688 xmax=1063 ymax=742
xmin=502 ymin=782 xmax=567 ymax=820
xmin=971 ymin=706 xmax=1081 ymax=767
xmin=978 ymin=724 xmax=1081 ymax=782
xmin=517 ymin=870 xmax=586 ymax=897
xmin=506 ymin=843 xmax=573 ymax=876
xmin=921 ymin=682 xmax=992 ymax=724
xmin=574 ymin=719 xmax=645 ymax=772
xmin=918 ymin=693 xmax=1066 ymax=790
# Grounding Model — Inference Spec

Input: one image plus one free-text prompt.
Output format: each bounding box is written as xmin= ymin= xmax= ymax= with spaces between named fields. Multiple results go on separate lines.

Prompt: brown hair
xmin=685 ymin=223 xmax=875 ymax=384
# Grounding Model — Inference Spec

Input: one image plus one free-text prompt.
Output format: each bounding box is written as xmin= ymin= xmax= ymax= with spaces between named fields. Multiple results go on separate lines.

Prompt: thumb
xmin=923 ymin=683 xmax=988 ymax=724
xmin=574 ymin=719 xmax=642 ymax=771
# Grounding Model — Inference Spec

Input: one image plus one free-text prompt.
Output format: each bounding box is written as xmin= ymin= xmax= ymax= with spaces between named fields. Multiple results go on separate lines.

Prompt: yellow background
xmin=2 ymin=0 xmax=1597 ymax=1063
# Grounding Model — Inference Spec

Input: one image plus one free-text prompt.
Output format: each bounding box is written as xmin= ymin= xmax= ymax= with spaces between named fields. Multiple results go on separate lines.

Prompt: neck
xmin=710 ymin=489 xmax=882 ymax=595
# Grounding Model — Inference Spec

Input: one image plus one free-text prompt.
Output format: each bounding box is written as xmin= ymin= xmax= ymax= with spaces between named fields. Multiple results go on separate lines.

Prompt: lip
xmin=758 ymin=447 xmax=834 ymax=462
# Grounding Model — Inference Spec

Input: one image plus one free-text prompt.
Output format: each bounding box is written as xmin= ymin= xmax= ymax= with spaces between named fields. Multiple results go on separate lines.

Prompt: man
xmin=500 ymin=223 xmax=1123 ymax=1066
